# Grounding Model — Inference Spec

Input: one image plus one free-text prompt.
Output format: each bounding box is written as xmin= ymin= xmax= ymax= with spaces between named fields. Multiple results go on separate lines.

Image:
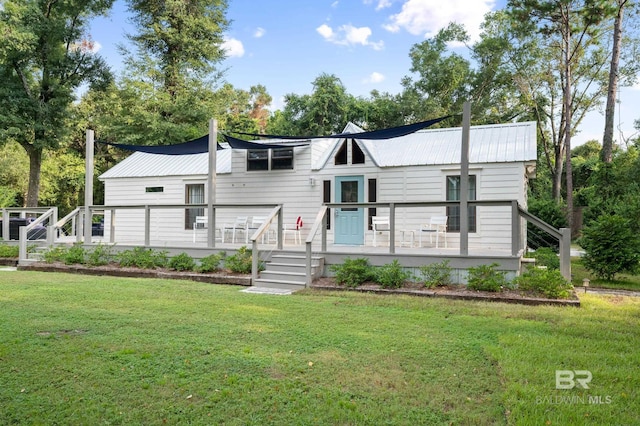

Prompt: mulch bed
xmin=311 ymin=277 xmax=581 ymax=307
xmin=0 ymin=258 xmax=18 ymax=267
xmin=17 ymin=262 xmax=251 ymax=286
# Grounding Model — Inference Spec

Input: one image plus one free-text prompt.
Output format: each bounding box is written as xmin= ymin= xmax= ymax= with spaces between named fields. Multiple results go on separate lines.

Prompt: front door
xmin=334 ymin=175 xmax=364 ymax=245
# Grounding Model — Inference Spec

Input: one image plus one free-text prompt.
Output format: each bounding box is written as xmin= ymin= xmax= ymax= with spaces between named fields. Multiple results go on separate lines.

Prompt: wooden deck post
xmin=460 ymin=101 xmax=470 ymax=256
xmin=559 ymin=227 xmax=571 ymax=281
xmin=511 ymin=200 xmax=520 ymax=256
xmin=144 ymin=205 xmax=150 ymax=246
xmin=207 ymin=119 xmax=217 ymax=248
xmin=84 ymin=130 xmax=94 ymax=244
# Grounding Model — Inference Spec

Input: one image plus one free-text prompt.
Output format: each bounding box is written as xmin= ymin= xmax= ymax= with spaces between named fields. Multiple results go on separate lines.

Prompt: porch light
xmin=309 ymin=177 xmax=316 ymax=187
xmin=582 ymin=278 xmax=590 ymax=293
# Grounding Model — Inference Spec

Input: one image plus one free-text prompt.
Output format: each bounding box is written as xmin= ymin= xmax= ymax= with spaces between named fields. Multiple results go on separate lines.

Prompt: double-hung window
xmin=446 ymin=175 xmax=476 ymax=232
xmin=247 ymin=148 xmax=294 ymax=171
xmin=185 ymin=184 xmax=205 ymax=230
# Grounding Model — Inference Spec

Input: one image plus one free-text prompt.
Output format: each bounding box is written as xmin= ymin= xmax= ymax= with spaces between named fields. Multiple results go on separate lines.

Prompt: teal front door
xmin=334 ymin=176 xmax=365 ymax=245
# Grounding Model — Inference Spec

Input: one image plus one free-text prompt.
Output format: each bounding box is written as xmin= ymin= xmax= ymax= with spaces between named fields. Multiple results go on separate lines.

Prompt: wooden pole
xmin=84 ymin=130 xmax=94 ymax=244
xmin=207 ymin=119 xmax=218 ymax=247
xmin=460 ymin=102 xmax=470 ymax=256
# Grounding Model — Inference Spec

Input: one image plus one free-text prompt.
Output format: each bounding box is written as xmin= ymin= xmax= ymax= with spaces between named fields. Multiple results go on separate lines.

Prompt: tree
xmin=0 ymin=0 xmax=114 ymax=206
xmin=508 ymin=0 xmax=614 ymax=230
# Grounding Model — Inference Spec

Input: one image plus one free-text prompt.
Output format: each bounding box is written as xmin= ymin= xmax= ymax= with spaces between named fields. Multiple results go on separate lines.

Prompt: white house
xmin=98 ymin=121 xmax=537 ymax=250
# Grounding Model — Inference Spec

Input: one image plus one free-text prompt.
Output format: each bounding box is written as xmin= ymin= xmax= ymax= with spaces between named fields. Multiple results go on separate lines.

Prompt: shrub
xmin=86 ymin=244 xmax=114 ymax=266
xmin=578 ymin=214 xmax=640 ymax=281
xmin=467 ymin=263 xmax=510 ymax=292
xmin=526 ymin=247 xmax=559 ymax=270
xmin=43 ymin=246 xmax=68 ymax=263
xmin=375 ymin=259 xmax=412 ymax=289
xmin=0 ymin=243 xmax=19 ymax=258
xmin=198 ymin=252 xmax=226 ymax=273
xmin=117 ymin=247 xmax=169 ymax=269
xmin=168 ymin=252 xmax=196 ymax=271
xmin=330 ymin=257 xmax=375 ymax=288
xmin=224 ymin=246 xmax=253 ymax=274
xmin=419 ymin=260 xmax=452 ymax=288
xmin=515 ymin=267 xmax=573 ymax=299
xmin=63 ymin=244 xmax=86 ymax=265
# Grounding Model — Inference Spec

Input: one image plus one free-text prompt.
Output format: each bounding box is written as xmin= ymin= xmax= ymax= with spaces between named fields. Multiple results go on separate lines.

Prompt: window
xmin=446 ymin=175 xmax=476 ymax=232
xmin=185 ymin=184 xmax=204 ymax=230
xmin=323 ymin=180 xmax=331 ymax=229
xmin=352 ymin=140 xmax=365 ymax=164
xmin=247 ymin=150 xmax=268 ymax=171
xmin=368 ymin=178 xmax=377 ymax=230
xmin=271 ymin=148 xmax=294 ymax=170
xmin=334 ymin=141 xmax=347 ymax=165
xmin=145 ymin=186 xmax=164 ymax=193
xmin=247 ymin=149 xmax=293 ymax=171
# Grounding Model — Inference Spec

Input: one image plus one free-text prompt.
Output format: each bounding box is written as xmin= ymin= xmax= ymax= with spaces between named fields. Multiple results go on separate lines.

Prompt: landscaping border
xmin=17 ymin=263 xmax=251 ymax=286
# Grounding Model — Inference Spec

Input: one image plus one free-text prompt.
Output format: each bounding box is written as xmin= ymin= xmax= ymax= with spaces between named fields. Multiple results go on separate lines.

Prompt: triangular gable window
xmin=334 ymin=141 xmax=347 ymax=165
xmin=352 ymin=140 xmax=365 ymax=164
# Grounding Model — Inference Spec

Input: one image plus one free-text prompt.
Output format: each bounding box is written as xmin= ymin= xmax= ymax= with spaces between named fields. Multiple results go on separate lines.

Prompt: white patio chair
xmin=223 ymin=216 xmax=248 ymax=243
xmin=372 ymin=216 xmax=390 ymax=247
xmin=192 ymin=216 xmax=207 ymax=243
xmin=282 ymin=216 xmax=303 ymax=245
xmin=418 ymin=216 xmax=447 ymax=248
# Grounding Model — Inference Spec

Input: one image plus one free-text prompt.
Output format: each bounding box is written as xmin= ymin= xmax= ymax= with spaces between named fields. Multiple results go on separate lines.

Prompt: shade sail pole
xmin=207 ymin=119 xmax=218 ymax=247
xmin=460 ymin=102 xmax=470 ymax=256
xmin=84 ymin=129 xmax=94 ymax=244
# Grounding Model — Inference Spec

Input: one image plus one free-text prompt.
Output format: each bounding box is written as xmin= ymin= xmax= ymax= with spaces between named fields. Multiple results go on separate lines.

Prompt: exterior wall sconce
xmin=309 ymin=177 xmax=316 ymax=187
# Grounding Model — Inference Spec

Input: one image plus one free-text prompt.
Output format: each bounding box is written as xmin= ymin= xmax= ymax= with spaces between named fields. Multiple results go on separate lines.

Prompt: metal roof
xmin=99 ymin=148 xmax=232 ymax=179
xmin=359 ymin=121 xmax=537 ymax=167
xmin=100 ymin=121 xmax=537 ymax=179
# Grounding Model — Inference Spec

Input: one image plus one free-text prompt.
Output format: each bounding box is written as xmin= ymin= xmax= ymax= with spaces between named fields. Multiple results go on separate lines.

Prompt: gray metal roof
xmin=100 ymin=121 xmax=537 ymax=179
xmin=359 ymin=121 xmax=537 ymax=167
xmin=99 ymin=148 xmax=232 ymax=179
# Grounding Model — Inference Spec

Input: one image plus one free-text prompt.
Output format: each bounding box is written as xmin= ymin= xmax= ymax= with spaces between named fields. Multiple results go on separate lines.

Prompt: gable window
xmin=247 ymin=149 xmax=293 ymax=171
xmin=352 ymin=140 xmax=365 ymax=164
xmin=334 ymin=141 xmax=347 ymax=165
xmin=185 ymin=183 xmax=204 ymax=230
xmin=446 ymin=175 xmax=476 ymax=232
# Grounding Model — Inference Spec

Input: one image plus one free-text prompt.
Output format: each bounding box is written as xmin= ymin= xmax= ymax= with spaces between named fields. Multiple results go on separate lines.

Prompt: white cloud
xmin=383 ymin=0 xmax=496 ymax=42
xmin=332 ymin=1 xmax=339 ymax=8
xmin=363 ymin=0 xmax=394 ymax=10
xmin=363 ymin=71 xmax=385 ymax=84
xmin=221 ymin=37 xmax=244 ymax=57
xmin=316 ymin=24 xmax=384 ymax=50
xmin=254 ymin=27 xmax=266 ymax=38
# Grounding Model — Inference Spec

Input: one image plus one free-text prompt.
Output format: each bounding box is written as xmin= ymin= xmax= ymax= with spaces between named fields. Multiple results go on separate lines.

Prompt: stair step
xmin=253 ymin=278 xmax=306 ymax=290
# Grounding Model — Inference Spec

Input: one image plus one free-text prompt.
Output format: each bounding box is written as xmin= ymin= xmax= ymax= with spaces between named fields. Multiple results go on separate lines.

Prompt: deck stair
xmin=252 ymin=251 xmax=324 ymax=292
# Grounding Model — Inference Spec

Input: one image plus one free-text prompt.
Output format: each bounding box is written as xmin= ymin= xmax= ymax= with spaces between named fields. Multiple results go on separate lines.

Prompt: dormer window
xmin=247 ymin=148 xmax=294 ymax=171
xmin=334 ymin=139 xmax=365 ymax=165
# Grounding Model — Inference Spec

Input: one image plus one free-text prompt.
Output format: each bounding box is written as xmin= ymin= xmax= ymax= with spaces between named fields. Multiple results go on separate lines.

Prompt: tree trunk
xmin=25 ymin=145 xmax=43 ymax=207
xmin=602 ymin=0 xmax=626 ymax=163
xmin=563 ymin=10 xmax=574 ymax=231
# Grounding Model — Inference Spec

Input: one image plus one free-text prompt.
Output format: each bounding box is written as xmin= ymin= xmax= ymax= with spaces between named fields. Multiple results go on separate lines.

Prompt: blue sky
xmin=89 ymin=0 xmax=639 ymax=146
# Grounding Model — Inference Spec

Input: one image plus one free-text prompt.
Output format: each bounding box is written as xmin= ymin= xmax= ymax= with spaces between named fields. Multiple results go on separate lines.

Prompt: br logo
xmin=555 ymin=370 xmax=592 ymax=389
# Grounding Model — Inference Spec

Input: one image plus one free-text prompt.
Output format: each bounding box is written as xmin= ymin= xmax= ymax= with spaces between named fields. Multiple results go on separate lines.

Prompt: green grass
xmin=571 ymin=257 xmax=640 ymax=291
xmin=1 ymin=272 xmax=639 ymax=425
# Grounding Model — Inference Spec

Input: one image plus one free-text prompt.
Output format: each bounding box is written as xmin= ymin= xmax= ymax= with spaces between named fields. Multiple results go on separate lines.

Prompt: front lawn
xmin=1 ymin=271 xmax=638 ymax=425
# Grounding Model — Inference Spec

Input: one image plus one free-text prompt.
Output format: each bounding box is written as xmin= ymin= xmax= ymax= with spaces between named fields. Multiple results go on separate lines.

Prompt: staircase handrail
xmin=304 ymin=205 xmax=329 ymax=287
xmin=251 ymin=205 xmax=283 ymax=283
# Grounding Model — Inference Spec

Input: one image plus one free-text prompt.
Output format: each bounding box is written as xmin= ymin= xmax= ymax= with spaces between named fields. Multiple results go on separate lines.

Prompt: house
xmin=98 ymin=121 xmax=537 ymax=250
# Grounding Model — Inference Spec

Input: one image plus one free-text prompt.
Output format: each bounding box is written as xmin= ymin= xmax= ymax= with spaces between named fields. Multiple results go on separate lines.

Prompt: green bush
xmin=63 ymin=244 xmax=86 ymax=265
xmin=419 ymin=260 xmax=452 ymax=288
xmin=168 ymin=252 xmax=196 ymax=271
xmin=467 ymin=263 xmax=510 ymax=292
xmin=515 ymin=267 xmax=573 ymax=299
xmin=330 ymin=257 xmax=375 ymax=288
xmin=578 ymin=214 xmax=640 ymax=280
xmin=198 ymin=252 xmax=226 ymax=273
xmin=525 ymin=247 xmax=559 ymax=270
xmin=224 ymin=246 xmax=253 ymax=274
xmin=0 ymin=243 xmax=19 ymax=258
xmin=86 ymin=244 xmax=114 ymax=266
xmin=43 ymin=246 xmax=68 ymax=263
xmin=375 ymin=259 xmax=412 ymax=289
xmin=117 ymin=247 xmax=169 ymax=269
